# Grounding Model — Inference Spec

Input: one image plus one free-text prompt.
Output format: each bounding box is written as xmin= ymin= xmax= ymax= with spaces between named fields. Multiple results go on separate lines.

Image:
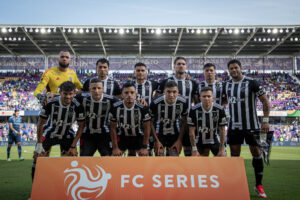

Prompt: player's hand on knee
xmin=154 ymin=141 xmax=164 ymax=155
xmin=67 ymin=148 xmax=78 ymax=156
xmin=112 ymin=148 xmax=123 ymax=156
xmin=35 ymin=142 xmax=45 ymax=157
xmin=192 ymin=150 xmax=200 ymax=156
xmin=217 ymin=150 xmax=227 ymax=157
xmin=171 ymin=140 xmax=182 ymax=154
xmin=138 ymin=148 xmax=149 ymax=156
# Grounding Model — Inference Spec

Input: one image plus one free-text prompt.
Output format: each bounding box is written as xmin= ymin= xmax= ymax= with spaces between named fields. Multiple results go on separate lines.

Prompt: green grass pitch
xmin=0 ymin=146 xmax=299 ymax=200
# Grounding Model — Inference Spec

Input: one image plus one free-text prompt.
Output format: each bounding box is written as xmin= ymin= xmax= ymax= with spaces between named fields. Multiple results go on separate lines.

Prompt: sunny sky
xmin=0 ymin=0 xmax=299 ymax=25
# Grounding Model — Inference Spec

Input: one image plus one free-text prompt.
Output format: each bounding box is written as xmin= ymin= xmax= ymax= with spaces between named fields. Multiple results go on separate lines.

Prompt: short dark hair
xmin=121 ymin=81 xmax=136 ymax=92
xmin=90 ymin=78 xmax=102 ymax=85
xmin=96 ymin=58 xmax=110 ymax=67
xmin=174 ymin=56 xmax=186 ymax=65
xmin=14 ymin=109 xmax=19 ymax=113
xmin=227 ymin=59 xmax=242 ymax=68
xmin=59 ymin=81 xmax=76 ymax=92
xmin=203 ymin=63 xmax=216 ymax=70
xmin=200 ymin=86 xmax=213 ymax=94
xmin=134 ymin=62 xmax=147 ymax=69
xmin=164 ymin=81 xmax=178 ymax=89
xmin=82 ymin=79 xmax=90 ymax=92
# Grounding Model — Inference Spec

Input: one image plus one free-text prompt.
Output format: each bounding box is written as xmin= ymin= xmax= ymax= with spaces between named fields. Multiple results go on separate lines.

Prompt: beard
xmin=59 ymin=62 xmax=69 ymax=68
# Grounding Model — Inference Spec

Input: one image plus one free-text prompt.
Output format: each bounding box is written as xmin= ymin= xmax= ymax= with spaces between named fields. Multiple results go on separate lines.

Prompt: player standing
xmin=7 ymin=109 xmax=24 ymax=161
xmin=133 ymin=62 xmax=159 ymax=155
xmin=157 ymin=57 xmax=198 ymax=156
xmin=223 ymin=59 xmax=270 ymax=198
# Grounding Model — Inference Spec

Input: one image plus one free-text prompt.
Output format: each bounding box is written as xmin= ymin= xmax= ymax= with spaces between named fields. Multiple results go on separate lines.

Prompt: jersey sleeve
xmin=39 ymin=102 xmax=51 ymax=119
xmin=181 ymin=102 xmax=189 ymax=116
xmin=113 ymin=81 xmax=122 ymax=96
xmin=218 ymin=108 xmax=227 ymax=126
xmin=74 ymin=73 xmax=83 ymax=91
xmin=151 ymin=81 xmax=159 ymax=92
xmin=75 ymin=104 xmax=85 ymax=122
xmin=192 ymin=80 xmax=199 ymax=96
xmin=110 ymin=104 xmax=118 ymax=122
xmin=8 ymin=117 xmax=13 ymax=124
xmin=156 ymin=79 xmax=167 ymax=94
xmin=149 ymin=101 xmax=157 ymax=118
xmin=252 ymin=80 xmax=265 ymax=97
xmin=34 ymin=70 xmax=50 ymax=97
xmin=142 ymin=107 xmax=151 ymax=122
xmin=187 ymin=108 xmax=196 ymax=126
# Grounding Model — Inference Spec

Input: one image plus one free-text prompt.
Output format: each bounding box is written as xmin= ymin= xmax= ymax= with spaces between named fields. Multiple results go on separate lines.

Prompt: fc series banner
xmin=31 ymin=157 xmax=250 ymax=200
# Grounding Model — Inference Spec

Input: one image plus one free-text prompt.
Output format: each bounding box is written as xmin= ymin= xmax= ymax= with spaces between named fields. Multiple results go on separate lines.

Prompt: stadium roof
xmin=0 ymin=25 xmax=300 ymax=57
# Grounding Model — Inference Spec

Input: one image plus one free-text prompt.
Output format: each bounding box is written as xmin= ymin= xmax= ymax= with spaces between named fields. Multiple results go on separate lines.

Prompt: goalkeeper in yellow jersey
xmin=34 ymin=50 xmax=82 ymax=105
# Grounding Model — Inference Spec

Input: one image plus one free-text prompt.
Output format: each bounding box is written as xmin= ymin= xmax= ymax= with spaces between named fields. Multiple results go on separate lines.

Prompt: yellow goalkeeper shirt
xmin=34 ymin=67 xmax=82 ymax=97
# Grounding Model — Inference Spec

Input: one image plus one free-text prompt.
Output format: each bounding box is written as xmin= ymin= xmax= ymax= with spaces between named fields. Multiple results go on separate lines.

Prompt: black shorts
xmin=227 ymin=129 xmax=260 ymax=146
xmin=197 ymin=143 xmax=220 ymax=156
xmin=80 ymin=133 xmax=111 ymax=156
xmin=118 ymin=135 xmax=143 ymax=151
xmin=182 ymin=127 xmax=191 ymax=146
xmin=42 ymin=137 xmax=74 ymax=155
xmin=158 ymin=134 xmax=178 ymax=148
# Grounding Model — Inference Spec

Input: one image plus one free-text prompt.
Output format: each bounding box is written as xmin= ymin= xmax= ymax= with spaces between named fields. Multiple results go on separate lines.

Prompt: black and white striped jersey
xmin=39 ymin=96 xmax=85 ymax=139
xmin=157 ymin=76 xmax=198 ymax=110
xmin=110 ymin=101 xmax=151 ymax=137
xmin=188 ymin=103 xmax=227 ymax=144
xmin=85 ymin=77 xmax=121 ymax=96
xmin=223 ymin=76 xmax=265 ymax=131
xmin=75 ymin=93 xmax=119 ymax=135
xmin=135 ymin=80 xmax=159 ymax=105
xmin=198 ymin=81 xmax=224 ymax=105
xmin=150 ymin=95 xmax=189 ymax=136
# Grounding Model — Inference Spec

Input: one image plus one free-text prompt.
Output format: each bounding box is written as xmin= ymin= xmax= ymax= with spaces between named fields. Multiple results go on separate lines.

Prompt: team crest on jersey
xmin=212 ymin=111 xmax=219 ymax=121
xmin=185 ymin=81 xmax=190 ymax=88
xmin=68 ymin=108 xmax=74 ymax=118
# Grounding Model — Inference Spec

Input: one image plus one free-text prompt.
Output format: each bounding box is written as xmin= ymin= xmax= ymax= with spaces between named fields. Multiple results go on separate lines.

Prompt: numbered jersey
xmin=198 ymin=81 xmax=224 ymax=105
xmin=75 ymin=93 xmax=119 ymax=135
xmin=135 ymin=80 xmax=159 ymax=105
xmin=39 ymin=96 xmax=85 ymax=139
xmin=110 ymin=101 xmax=151 ymax=137
xmin=188 ymin=103 xmax=227 ymax=144
xmin=150 ymin=95 xmax=188 ymax=136
xmin=157 ymin=76 xmax=198 ymax=111
xmin=223 ymin=76 xmax=265 ymax=131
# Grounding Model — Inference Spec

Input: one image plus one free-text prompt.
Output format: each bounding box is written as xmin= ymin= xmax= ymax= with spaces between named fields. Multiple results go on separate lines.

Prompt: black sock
xmin=32 ymin=162 xmax=36 ymax=181
xmin=184 ymin=150 xmax=191 ymax=157
xmin=252 ymin=155 xmax=264 ymax=186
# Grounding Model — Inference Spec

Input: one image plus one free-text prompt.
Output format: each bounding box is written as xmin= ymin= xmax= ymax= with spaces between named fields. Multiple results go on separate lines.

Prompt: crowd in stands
xmin=0 ymin=71 xmax=299 ymax=111
xmin=0 ymin=123 xmax=37 ymax=142
xmin=0 ymin=122 xmax=297 ymax=142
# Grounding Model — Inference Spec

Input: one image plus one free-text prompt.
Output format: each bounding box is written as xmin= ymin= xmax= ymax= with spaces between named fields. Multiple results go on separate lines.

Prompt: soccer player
xmin=110 ymin=82 xmax=151 ymax=156
xmin=7 ymin=109 xmax=24 ymax=161
xmin=76 ymin=78 xmax=119 ymax=156
xmin=150 ymin=81 xmax=188 ymax=156
xmin=198 ymin=63 xmax=224 ymax=105
xmin=34 ymin=50 xmax=82 ymax=104
xmin=95 ymin=58 xmax=121 ymax=97
xmin=188 ymin=87 xmax=227 ymax=157
xmin=223 ymin=59 xmax=270 ymax=198
xmin=157 ymin=57 xmax=198 ymax=156
xmin=32 ymin=81 xmax=85 ymax=180
xmin=133 ymin=62 xmax=159 ymax=155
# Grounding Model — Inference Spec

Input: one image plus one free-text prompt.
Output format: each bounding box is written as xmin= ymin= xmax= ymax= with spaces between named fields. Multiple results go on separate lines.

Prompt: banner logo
xmin=64 ymin=160 xmax=111 ymax=200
